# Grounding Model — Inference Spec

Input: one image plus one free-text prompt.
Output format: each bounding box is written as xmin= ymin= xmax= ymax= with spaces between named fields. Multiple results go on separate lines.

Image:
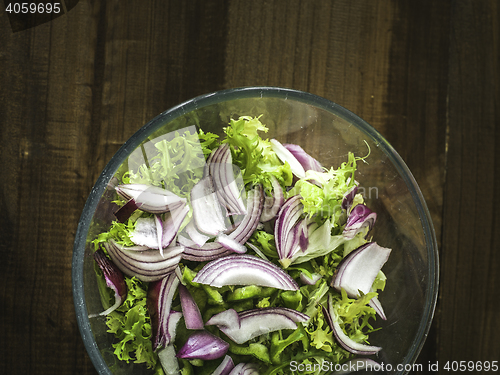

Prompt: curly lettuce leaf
xmin=286 ymin=152 xmax=360 ymax=224
xmin=92 ymin=219 xmax=137 ymax=251
xmin=106 ymin=277 xmax=157 ymax=368
xmin=223 ymin=116 xmax=293 ymax=192
xmin=305 ymin=306 xmax=335 ymax=353
xmin=197 ymin=129 xmax=220 ymax=156
xmin=372 ymin=270 xmax=387 ymax=292
xmin=126 ymin=129 xmax=207 ymax=198
xmin=332 ymin=289 xmax=378 ymax=344
xmin=249 ymin=230 xmax=279 ymax=258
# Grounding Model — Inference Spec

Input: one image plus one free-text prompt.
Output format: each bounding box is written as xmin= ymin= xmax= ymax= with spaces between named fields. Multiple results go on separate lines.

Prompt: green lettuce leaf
xmin=305 ymin=306 xmax=335 ymax=353
xmin=92 ymin=219 xmax=137 ymax=250
xmin=106 ymin=277 xmax=157 ymax=368
xmin=286 ymin=151 xmax=361 ymax=225
xmin=331 ymin=289 xmax=377 ymax=344
xmin=126 ymin=129 xmax=207 ymax=198
xmin=223 ymin=116 xmax=293 ymax=193
xmin=249 ymin=230 xmax=279 ymax=258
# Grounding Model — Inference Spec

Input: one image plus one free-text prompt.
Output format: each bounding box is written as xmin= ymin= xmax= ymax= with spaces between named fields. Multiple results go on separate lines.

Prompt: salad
xmin=90 ymin=115 xmax=392 ymax=375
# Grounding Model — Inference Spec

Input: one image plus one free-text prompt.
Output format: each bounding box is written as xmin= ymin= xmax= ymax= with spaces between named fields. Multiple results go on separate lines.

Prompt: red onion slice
xmin=283 ymin=143 xmax=323 ymax=172
xmin=115 ymin=184 xmax=187 ymax=214
xmin=209 ymin=143 xmax=247 ymax=216
xmin=182 ymin=185 xmax=263 ymax=262
xmin=178 ymin=284 xmax=204 ymax=330
xmin=114 ymin=198 xmax=143 ymax=223
xmin=205 ymin=308 xmax=241 ymax=330
xmin=332 ymin=242 xmax=391 ymax=298
xmin=147 ymin=273 xmax=180 ymax=350
xmin=192 ymin=254 xmax=298 ymax=291
xmin=343 ymin=204 xmax=377 ymax=240
xmin=185 ymin=219 xmax=210 ymax=247
xmin=206 ymin=307 xmax=307 ymax=345
xmin=90 ymin=249 xmax=127 ymax=317
xmin=179 ymin=236 xmax=236 ymax=261
xmin=270 ymin=138 xmax=306 ymax=179
xmin=238 ymin=307 xmax=309 ymax=323
xmin=275 ymin=195 xmax=304 ymax=268
xmin=176 ymin=331 xmax=229 ymax=360
xmin=215 ymin=233 xmax=247 ymax=254
xmin=228 ymin=363 xmax=259 ymax=375
xmin=105 ymin=239 xmax=183 ymax=282
xmin=324 ymin=295 xmax=382 ymax=355
xmin=368 ymin=296 xmax=387 ymax=321
xmin=191 ymin=176 xmax=227 ymax=236
xmin=211 ymin=355 xmax=235 ymax=375
xmin=154 ymin=214 xmax=164 ymax=255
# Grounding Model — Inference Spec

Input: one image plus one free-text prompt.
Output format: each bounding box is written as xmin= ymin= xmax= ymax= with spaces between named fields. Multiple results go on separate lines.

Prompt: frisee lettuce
xmin=223 ymin=116 xmax=293 ymax=193
xmin=286 ymin=152 xmax=359 ymax=226
xmin=106 ymin=277 xmax=157 ymax=368
xmin=124 ymin=129 xmax=210 ymax=198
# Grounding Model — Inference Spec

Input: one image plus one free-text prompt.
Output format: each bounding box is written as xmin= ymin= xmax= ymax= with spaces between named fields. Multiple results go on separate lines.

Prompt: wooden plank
xmin=439 ymin=0 xmax=500 ymax=364
xmin=0 ymin=2 xmax=99 ymax=373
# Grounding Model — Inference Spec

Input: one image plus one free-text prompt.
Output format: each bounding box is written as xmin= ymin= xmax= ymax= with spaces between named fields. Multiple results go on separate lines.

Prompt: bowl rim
xmin=72 ymin=86 xmax=439 ymax=374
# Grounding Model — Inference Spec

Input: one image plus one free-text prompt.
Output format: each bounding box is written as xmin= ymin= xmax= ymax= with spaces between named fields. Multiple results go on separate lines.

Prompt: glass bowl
xmin=72 ymin=87 xmax=438 ymax=374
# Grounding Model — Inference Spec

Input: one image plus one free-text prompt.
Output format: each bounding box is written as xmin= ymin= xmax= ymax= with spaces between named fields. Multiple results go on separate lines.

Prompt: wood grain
xmin=0 ymin=0 xmax=498 ymax=374
xmin=439 ymin=0 xmax=500 ymax=364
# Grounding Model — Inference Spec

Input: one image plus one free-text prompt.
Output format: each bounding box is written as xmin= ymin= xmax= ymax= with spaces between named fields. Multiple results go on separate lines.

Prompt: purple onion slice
xmin=342 ymin=204 xmax=377 ymax=240
xmin=283 ymin=143 xmax=323 ymax=172
xmin=260 ymin=174 xmax=284 ymax=222
xmin=205 ymin=308 xmax=241 ymax=330
xmin=368 ymin=295 xmax=387 ymax=321
xmin=270 ymin=138 xmax=306 ymax=179
xmin=105 ymin=239 xmax=183 ymax=282
xmin=206 ymin=307 xmax=307 ymax=345
xmin=90 ymin=249 xmax=127 ymax=317
xmin=192 ymin=254 xmax=298 ymax=291
xmin=182 ymin=185 xmax=263 ymax=262
xmin=129 ymin=204 xmax=189 ymax=254
xmin=332 ymin=242 xmax=391 ymax=298
xmin=191 ymin=176 xmax=227 ymax=236
xmin=115 ymin=184 xmax=187 ymax=214
xmin=211 ymin=355 xmax=235 ymax=375
xmin=114 ymin=198 xmax=143 ymax=223
xmin=341 ymin=185 xmax=358 ymax=211
xmin=208 ymin=143 xmax=247 ymax=216
xmin=147 ymin=273 xmax=181 ymax=350
xmin=178 ymin=284 xmax=204 ymax=330
xmin=275 ymin=195 xmax=304 ymax=268
xmin=176 ymin=331 xmax=229 ymax=360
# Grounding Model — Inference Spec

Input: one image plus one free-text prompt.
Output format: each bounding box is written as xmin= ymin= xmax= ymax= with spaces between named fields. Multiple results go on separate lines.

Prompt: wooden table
xmin=1 ymin=1 xmax=498 ymax=374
